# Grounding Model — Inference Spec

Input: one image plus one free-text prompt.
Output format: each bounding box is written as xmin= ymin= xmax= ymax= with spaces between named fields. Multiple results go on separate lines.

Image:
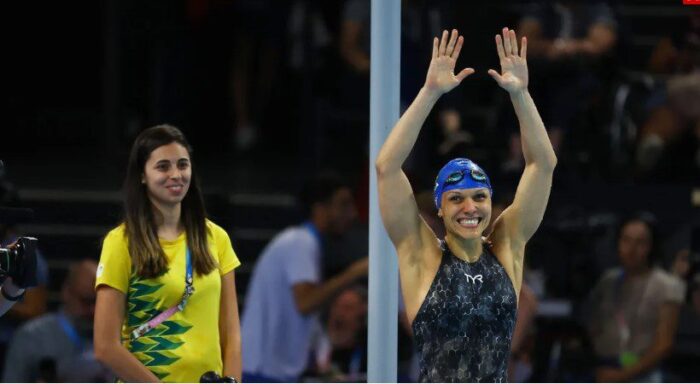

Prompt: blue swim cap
xmin=433 ymin=158 xmax=493 ymax=209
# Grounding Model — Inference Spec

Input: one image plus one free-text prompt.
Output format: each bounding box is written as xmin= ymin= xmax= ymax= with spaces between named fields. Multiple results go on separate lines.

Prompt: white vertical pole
xmin=367 ymin=0 xmax=400 ymax=382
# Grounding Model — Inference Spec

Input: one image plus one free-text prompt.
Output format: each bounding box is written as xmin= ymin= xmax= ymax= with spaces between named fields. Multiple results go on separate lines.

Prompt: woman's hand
xmin=488 ymin=28 xmax=529 ymax=94
xmin=424 ymin=29 xmax=474 ymax=95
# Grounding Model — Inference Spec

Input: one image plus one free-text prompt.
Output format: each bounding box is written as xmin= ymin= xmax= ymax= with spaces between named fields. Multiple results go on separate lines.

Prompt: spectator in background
xmin=647 ymin=9 xmax=699 ymax=76
xmin=227 ymin=0 xmax=290 ymax=152
xmin=666 ymin=273 xmax=700 ymax=381
xmin=3 ymin=259 xmax=113 ymax=382
xmin=339 ymin=0 xmax=469 ymax=173
xmin=241 ymin=172 xmax=368 ymax=382
xmin=0 ymin=172 xmax=49 ymax=375
xmin=508 ymin=1 xmax=617 ymax=171
xmin=587 ymin=212 xmax=685 ymax=382
xmin=671 ymin=248 xmax=694 ymax=284
xmin=0 ymin=226 xmax=48 ymax=353
xmin=635 ymin=10 xmax=700 ymax=180
xmin=311 ymin=285 xmax=368 ymax=382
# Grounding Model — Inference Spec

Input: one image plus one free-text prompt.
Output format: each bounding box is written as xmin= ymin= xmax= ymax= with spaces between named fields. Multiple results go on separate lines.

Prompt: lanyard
xmin=130 ymin=247 xmax=193 ymax=341
xmin=348 ymin=347 xmax=363 ymax=378
xmin=614 ymin=271 xmax=652 ymax=350
xmin=57 ymin=312 xmax=83 ymax=351
xmin=303 ymin=221 xmax=322 ymax=246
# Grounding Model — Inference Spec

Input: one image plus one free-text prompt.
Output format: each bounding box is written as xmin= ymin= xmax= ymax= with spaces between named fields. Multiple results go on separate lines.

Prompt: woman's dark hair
xmin=123 ymin=124 xmax=216 ymax=278
xmin=617 ymin=211 xmax=661 ymax=266
xmin=298 ymin=171 xmax=349 ymax=218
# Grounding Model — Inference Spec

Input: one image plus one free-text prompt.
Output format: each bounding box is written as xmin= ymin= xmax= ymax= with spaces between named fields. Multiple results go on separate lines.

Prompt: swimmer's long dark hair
xmin=123 ymin=124 xmax=216 ymax=278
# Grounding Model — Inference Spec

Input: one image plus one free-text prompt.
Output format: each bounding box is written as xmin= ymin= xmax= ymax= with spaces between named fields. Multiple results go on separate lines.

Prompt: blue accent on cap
xmin=433 ymin=158 xmax=493 ymax=209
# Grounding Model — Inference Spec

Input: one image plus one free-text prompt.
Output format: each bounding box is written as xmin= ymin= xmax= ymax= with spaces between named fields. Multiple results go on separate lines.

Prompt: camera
xmin=0 ymin=237 xmax=38 ymax=289
xmin=200 ymin=371 xmax=238 ymax=383
xmin=0 ymin=160 xmax=39 ymax=289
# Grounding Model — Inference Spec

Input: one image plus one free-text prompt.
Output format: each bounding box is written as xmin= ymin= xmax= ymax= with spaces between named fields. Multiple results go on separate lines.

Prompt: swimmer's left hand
xmin=488 ymin=27 xmax=528 ymax=95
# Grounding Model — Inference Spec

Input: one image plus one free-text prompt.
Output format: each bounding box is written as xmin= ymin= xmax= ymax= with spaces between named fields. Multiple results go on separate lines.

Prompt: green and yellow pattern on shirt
xmin=96 ymin=221 xmax=240 ymax=382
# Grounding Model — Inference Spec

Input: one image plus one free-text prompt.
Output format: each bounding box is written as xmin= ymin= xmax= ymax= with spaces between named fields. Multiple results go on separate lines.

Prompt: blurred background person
xmin=2 ymin=259 xmax=113 ymax=382
xmin=0 ymin=165 xmax=49 ymax=313
xmin=505 ymin=0 xmax=618 ymax=174
xmin=241 ymin=172 xmax=368 ymax=383
xmin=339 ymin=0 xmax=468 ymax=176
xmin=587 ymin=213 xmax=685 ymax=382
xmin=310 ymin=285 xmax=368 ymax=382
xmin=665 ymin=272 xmax=700 ymax=382
xmin=0 ymin=169 xmax=45 ymax=375
xmin=227 ymin=0 xmax=290 ymax=152
xmin=635 ymin=10 xmax=700 ymax=180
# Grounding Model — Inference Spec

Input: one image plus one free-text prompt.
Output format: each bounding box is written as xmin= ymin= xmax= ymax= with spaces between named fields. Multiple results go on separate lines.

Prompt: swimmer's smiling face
xmin=438 ymin=188 xmax=492 ymax=240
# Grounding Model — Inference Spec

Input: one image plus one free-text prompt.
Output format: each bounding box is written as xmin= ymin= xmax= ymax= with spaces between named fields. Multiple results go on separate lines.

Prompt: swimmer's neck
xmin=445 ymin=235 xmax=483 ymax=263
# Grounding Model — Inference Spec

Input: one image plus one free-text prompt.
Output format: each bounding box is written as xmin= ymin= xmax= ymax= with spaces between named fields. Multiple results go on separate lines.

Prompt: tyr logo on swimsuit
xmin=465 ymin=274 xmax=483 ymax=284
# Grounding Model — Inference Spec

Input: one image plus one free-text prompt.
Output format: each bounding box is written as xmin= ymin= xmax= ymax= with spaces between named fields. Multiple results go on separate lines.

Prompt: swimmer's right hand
xmin=424 ymin=29 xmax=474 ymax=96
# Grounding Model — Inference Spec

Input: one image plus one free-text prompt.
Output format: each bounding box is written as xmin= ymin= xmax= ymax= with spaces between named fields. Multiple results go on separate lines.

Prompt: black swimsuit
xmin=412 ymin=241 xmax=517 ymax=382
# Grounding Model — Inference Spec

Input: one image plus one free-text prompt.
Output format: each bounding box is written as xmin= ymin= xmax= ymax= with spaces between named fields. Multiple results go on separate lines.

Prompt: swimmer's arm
xmin=489 ymin=29 xmax=556 ymax=251
xmin=377 ymin=29 xmax=472 ymax=251
xmin=497 ymin=91 xmax=556 ymax=243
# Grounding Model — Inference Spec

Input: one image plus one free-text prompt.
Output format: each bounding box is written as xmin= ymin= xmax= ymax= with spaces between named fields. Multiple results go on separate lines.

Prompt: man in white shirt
xmin=241 ymin=172 xmax=368 ymax=382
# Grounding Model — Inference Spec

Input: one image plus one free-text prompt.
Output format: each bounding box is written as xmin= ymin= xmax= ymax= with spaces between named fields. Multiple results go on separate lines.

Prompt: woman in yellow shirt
xmin=94 ymin=124 xmax=242 ymax=382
